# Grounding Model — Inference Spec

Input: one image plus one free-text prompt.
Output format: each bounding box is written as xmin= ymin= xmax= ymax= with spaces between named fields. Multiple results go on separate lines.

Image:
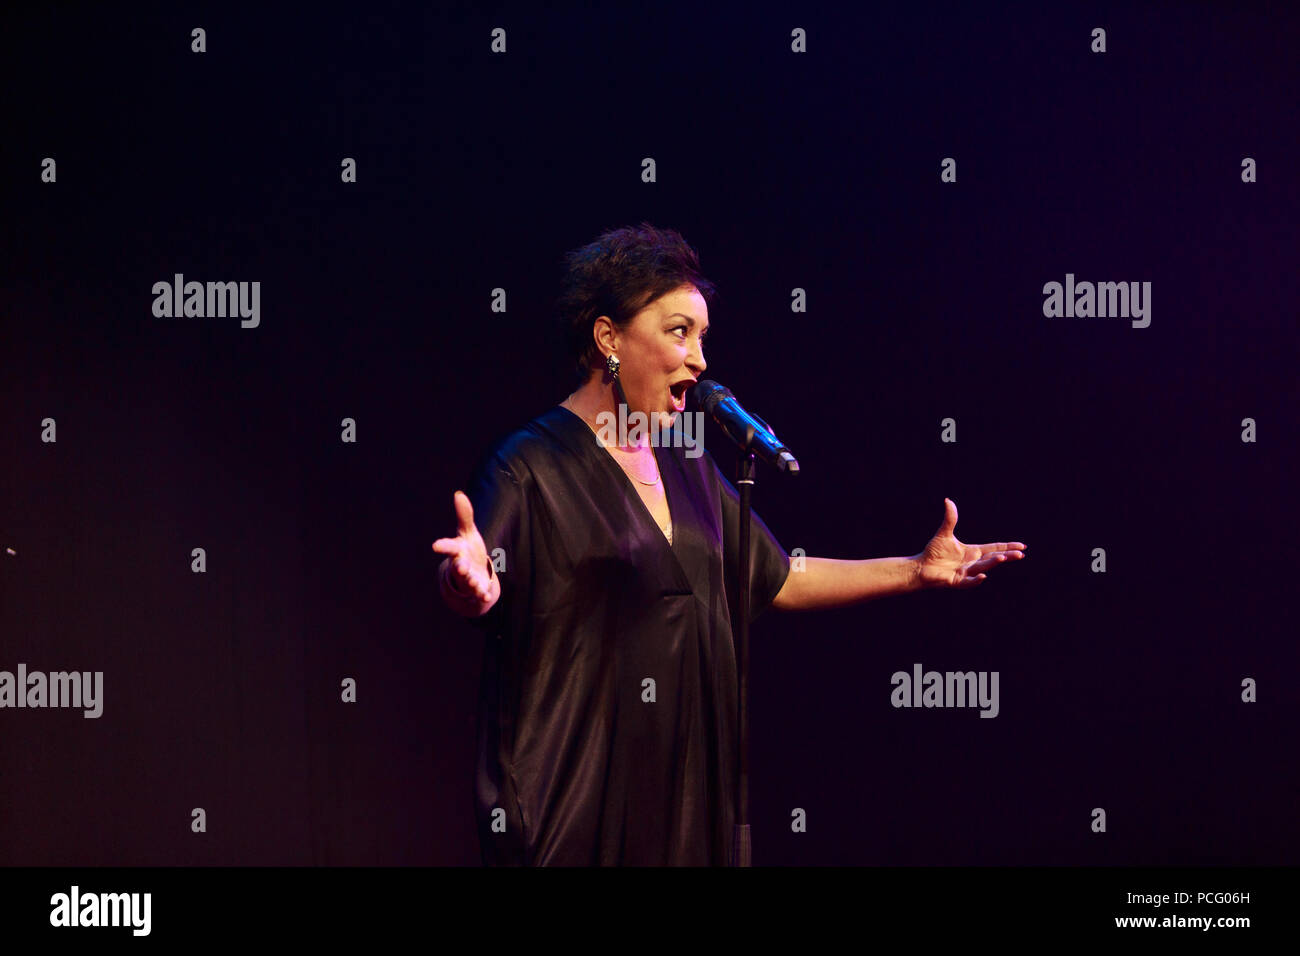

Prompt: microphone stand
xmin=695 ymin=381 xmax=796 ymax=867
xmin=730 ymin=450 xmax=756 ymax=867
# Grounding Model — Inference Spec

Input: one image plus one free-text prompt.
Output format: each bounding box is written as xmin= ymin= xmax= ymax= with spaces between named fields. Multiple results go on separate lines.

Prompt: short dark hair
xmin=556 ymin=222 xmax=717 ymax=386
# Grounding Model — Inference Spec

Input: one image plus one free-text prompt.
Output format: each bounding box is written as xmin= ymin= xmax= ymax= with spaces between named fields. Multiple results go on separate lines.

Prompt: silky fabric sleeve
xmin=714 ymin=454 xmax=791 ymax=621
xmin=462 ymin=447 xmax=528 ymax=634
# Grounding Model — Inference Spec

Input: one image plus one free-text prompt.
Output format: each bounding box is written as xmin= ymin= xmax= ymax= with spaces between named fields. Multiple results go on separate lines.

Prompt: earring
xmin=605 ymin=352 xmax=620 ymax=379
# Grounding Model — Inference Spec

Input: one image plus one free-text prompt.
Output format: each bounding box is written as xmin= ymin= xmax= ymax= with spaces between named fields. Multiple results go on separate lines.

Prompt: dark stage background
xmin=2 ymin=2 xmax=1296 ymax=866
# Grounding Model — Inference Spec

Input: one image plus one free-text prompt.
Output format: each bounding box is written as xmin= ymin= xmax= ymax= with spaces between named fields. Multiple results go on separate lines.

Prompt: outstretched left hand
xmin=913 ymin=498 xmax=1026 ymax=590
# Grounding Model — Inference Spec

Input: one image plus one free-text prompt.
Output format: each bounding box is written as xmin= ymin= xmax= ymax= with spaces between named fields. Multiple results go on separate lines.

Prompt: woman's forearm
xmin=771 ymin=555 xmax=922 ymax=611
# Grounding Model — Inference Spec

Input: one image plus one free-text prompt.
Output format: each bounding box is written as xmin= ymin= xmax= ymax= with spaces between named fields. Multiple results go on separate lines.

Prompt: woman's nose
xmin=687 ymin=343 xmax=706 ymax=375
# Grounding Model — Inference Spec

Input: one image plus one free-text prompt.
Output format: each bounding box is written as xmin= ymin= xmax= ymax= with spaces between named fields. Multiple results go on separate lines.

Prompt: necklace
xmin=610 ymin=444 xmax=661 ymax=485
xmin=563 ymin=397 xmax=661 ymax=485
xmin=626 ymin=457 xmax=662 ymax=486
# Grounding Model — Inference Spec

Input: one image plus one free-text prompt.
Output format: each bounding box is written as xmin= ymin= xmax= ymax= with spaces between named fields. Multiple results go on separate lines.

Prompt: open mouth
xmin=668 ymin=379 xmax=692 ymax=412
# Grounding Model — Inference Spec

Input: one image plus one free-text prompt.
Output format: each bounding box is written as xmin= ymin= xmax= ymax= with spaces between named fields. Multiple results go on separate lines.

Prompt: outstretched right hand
xmin=432 ymin=490 xmax=500 ymax=612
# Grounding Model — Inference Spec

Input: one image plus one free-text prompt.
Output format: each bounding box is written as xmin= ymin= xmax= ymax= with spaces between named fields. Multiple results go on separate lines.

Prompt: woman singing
xmin=433 ymin=223 xmax=1027 ymax=865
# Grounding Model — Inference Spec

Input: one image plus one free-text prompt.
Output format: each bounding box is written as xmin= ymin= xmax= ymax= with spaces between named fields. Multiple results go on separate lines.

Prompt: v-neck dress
xmin=463 ymin=404 xmax=791 ymax=865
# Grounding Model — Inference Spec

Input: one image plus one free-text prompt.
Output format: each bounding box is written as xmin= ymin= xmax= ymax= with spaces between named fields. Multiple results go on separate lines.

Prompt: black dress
xmin=465 ymin=405 xmax=790 ymax=865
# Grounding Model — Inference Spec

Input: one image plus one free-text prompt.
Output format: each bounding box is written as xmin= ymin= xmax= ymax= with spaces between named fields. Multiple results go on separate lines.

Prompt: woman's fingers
xmin=965 ymin=551 xmax=1023 ymax=576
xmin=453 ymin=490 xmax=476 ymax=536
xmin=442 ymin=552 xmax=488 ymax=603
xmin=452 ymin=545 xmax=498 ymax=600
xmin=433 ymin=493 xmax=496 ymax=606
xmin=979 ymin=541 xmax=1027 ymax=555
xmin=432 ymin=537 xmax=465 ymax=556
xmin=459 ymin=563 xmax=491 ymax=602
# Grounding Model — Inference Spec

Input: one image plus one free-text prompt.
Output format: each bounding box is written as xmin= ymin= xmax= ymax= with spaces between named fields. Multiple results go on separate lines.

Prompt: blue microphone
xmin=694 ymin=380 xmax=799 ymax=474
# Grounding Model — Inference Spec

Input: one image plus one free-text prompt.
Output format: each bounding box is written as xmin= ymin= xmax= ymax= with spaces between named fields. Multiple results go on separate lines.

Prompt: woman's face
xmin=610 ymin=285 xmax=709 ymax=430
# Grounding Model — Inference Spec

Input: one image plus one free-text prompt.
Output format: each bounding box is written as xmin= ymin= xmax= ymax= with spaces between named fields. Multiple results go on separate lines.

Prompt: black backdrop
xmin=2 ymin=2 xmax=1296 ymax=866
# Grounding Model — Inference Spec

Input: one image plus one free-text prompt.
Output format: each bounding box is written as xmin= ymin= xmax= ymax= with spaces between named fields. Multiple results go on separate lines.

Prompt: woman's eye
xmin=671 ymin=326 xmax=688 ymax=338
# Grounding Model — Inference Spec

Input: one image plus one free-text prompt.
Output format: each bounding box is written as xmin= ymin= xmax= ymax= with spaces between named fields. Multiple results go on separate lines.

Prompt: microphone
xmin=693 ymin=380 xmax=800 ymax=474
